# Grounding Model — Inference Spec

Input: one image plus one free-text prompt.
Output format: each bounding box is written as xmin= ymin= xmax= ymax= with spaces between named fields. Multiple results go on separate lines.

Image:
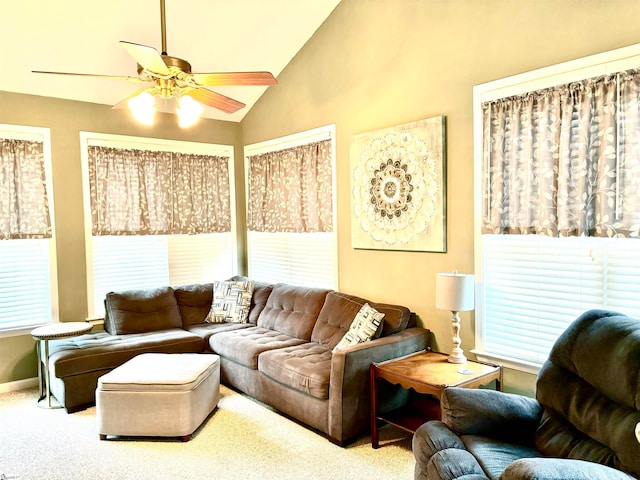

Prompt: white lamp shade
xmin=436 ymin=272 xmax=475 ymax=312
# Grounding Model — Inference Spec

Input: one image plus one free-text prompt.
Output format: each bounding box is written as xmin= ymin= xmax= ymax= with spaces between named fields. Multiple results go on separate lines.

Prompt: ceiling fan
xmin=32 ymin=0 xmax=277 ymax=124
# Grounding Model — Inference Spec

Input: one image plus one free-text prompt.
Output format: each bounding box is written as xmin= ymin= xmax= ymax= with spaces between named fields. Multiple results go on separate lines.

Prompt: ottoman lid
xmin=98 ymin=353 xmax=219 ymax=392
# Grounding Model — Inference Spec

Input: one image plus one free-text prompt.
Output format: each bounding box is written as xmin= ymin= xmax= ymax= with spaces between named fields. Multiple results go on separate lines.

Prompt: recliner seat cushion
xmin=258 ymin=343 xmax=332 ymax=399
xmin=462 ymin=435 xmax=542 ymax=480
xmin=209 ymin=326 xmax=305 ymax=369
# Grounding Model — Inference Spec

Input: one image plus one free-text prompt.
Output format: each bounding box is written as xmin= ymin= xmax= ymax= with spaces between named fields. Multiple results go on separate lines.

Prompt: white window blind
xmin=479 ymin=235 xmax=640 ymax=368
xmin=247 ymin=231 xmax=336 ymax=288
xmin=90 ymin=234 xmax=234 ymax=317
xmin=0 ymin=239 xmax=54 ymax=332
xmin=244 ymin=125 xmax=338 ymax=290
xmin=81 ymin=133 xmax=236 ymax=318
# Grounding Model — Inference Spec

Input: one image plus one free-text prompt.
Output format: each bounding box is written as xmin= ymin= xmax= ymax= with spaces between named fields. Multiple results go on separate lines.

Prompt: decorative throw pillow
xmin=205 ymin=279 xmax=255 ymax=324
xmin=332 ymin=303 xmax=385 ymax=352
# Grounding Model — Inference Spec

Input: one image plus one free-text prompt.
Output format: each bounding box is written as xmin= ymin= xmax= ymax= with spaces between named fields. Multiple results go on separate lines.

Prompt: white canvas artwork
xmin=350 ymin=116 xmax=446 ymax=252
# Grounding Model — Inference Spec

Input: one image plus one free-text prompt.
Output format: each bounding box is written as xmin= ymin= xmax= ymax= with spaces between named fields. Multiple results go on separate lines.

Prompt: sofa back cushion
xmin=257 ymin=283 xmax=330 ymax=340
xmin=104 ymin=286 xmax=182 ymax=335
xmin=311 ymin=291 xmax=411 ymax=348
xmin=174 ymin=283 xmax=214 ymax=327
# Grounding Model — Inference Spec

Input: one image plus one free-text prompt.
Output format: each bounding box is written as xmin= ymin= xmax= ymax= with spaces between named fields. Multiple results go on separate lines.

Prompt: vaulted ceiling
xmin=1 ymin=0 xmax=341 ymax=122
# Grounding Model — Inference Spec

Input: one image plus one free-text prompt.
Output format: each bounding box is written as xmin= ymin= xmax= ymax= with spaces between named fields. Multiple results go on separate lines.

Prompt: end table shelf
xmin=370 ymin=349 xmax=502 ymax=448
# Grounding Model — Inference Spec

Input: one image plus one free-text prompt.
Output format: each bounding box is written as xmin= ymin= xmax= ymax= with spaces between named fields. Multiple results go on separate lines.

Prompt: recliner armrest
xmin=441 ymin=387 xmax=542 ymax=446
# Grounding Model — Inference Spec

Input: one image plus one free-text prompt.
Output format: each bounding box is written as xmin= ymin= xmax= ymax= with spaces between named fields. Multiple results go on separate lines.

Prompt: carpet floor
xmin=0 ymin=385 xmax=415 ymax=480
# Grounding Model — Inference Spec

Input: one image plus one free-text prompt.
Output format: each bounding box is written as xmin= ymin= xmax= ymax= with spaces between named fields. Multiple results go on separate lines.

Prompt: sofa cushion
xmin=205 ymin=279 xmax=255 ymax=323
xmin=332 ymin=303 xmax=385 ymax=352
xmin=258 ymin=343 xmax=332 ymax=399
xmin=311 ymin=291 xmax=409 ymax=348
xmin=311 ymin=291 xmax=370 ymax=348
xmin=174 ymin=283 xmax=213 ymax=327
xmin=230 ymin=276 xmax=274 ymax=324
xmin=372 ymin=302 xmax=411 ymax=336
xmin=184 ymin=322 xmax=253 ymax=345
xmin=209 ymin=326 xmax=306 ymax=369
xmin=49 ymin=329 xmax=204 ymax=378
xmin=104 ymin=287 xmax=182 ymax=335
xmin=256 ymin=284 xmax=330 ymax=340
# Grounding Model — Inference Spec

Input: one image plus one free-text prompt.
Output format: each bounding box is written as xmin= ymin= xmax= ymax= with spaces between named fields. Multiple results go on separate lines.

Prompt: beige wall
xmin=0 ymin=91 xmax=241 ymax=384
xmin=2 ymin=0 xmax=640 ymax=394
xmin=240 ymin=0 xmax=640 ymax=395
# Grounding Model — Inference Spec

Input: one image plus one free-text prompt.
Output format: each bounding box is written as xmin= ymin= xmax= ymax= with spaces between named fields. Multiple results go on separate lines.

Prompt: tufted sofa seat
xmin=47 ymin=277 xmax=429 ymax=445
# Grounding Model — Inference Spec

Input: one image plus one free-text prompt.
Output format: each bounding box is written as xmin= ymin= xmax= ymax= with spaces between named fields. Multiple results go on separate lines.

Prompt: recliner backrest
xmin=535 ymin=309 xmax=640 ymax=477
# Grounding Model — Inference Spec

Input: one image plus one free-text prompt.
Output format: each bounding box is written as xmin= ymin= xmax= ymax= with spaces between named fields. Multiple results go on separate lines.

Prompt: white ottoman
xmin=96 ymin=353 xmax=220 ymax=441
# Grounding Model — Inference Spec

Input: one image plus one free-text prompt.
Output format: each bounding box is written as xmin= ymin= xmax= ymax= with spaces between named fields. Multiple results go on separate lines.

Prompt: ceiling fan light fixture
xmin=177 ymin=95 xmax=204 ymax=128
xmin=128 ymin=91 xmax=156 ymax=125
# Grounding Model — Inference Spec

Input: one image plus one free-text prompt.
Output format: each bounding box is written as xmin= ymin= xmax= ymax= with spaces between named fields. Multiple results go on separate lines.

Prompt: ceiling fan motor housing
xmin=136 ymin=55 xmax=192 ymax=75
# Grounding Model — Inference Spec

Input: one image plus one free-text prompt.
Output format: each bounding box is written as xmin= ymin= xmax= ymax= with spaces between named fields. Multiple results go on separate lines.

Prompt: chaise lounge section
xmin=47 ymin=277 xmax=429 ymax=445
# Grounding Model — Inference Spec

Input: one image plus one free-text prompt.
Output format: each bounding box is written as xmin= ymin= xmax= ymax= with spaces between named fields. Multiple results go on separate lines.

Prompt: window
xmin=244 ymin=125 xmax=337 ymax=289
xmin=473 ymin=44 xmax=640 ymax=373
xmin=0 ymin=125 xmax=58 ymax=335
xmin=81 ymin=133 xmax=236 ymax=318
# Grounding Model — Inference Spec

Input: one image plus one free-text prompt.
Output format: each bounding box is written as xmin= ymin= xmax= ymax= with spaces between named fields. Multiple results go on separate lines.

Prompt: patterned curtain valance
xmin=482 ymin=69 xmax=640 ymax=238
xmin=0 ymin=139 xmax=52 ymax=240
xmin=247 ymin=139 xmax=333 ymax=233
xmin=88 ymin=146 xmax=231 ymax=236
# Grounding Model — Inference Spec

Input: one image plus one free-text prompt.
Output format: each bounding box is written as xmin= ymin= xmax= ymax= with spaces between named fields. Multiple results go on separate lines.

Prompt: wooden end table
xmin=370 ymin=349 xmax=502 ymax=448
xmin=31 ymin=322 xmax=93 ymax=409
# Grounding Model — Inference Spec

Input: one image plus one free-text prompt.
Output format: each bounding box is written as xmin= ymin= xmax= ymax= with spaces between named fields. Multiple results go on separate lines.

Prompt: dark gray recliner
xmin=412 ymin=309 xmax=640 ymax=480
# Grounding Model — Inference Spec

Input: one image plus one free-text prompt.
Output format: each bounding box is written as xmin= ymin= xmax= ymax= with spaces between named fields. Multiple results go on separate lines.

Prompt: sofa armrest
xmin=441 ymin=387 xmax=542 ymax=446
xmin=327 ymin=327 xmax=430 ymax=444
xmin=501 ymin=458 xmax=636 ymax=480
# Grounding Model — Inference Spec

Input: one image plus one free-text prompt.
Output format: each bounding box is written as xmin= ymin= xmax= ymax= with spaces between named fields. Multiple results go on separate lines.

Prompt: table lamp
xmin=436 ymin=270 xmax=475 ymax=364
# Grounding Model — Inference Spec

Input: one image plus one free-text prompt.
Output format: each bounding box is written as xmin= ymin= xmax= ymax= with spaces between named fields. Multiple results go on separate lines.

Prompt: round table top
xmin=31 ymin=322 xmax=93 ymax=340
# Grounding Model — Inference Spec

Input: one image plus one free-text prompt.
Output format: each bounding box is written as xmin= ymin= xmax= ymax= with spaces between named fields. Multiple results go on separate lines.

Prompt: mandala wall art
xmin=350 ymin=116 xmax=446 ymax=252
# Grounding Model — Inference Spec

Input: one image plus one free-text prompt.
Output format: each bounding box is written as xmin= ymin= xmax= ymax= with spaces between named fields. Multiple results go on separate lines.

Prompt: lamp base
xmin=447 ymin=349 xmax=467 ymax=364
xmin=448 ymin=310 xmax=467 ymax=364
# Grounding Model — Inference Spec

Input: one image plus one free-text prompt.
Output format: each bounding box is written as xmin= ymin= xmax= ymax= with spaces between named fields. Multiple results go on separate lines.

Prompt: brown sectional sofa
xmin=47 ymin=277 xmax=429 ymax=445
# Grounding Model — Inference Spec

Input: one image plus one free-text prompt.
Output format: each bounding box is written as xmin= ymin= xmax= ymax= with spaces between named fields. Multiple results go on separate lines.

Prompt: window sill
xmin=471 ymin=349 xmax=541 ymax=375
xmin=0 ymin=323 xmax=51 ymax=339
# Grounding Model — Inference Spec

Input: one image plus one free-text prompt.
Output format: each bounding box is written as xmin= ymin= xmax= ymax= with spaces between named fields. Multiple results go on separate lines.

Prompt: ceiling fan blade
xmin=32 ymin=70 xmax=146 ymax=83
xmin=120 ymin=41 xmax=170 ymax=75
xmin=111 ymin=88 xmax=151 ymax=110
xmin=191 ymin=72 xmax=277 ymax=87
xmin=188 ymin=88 xmax=245 ymax=114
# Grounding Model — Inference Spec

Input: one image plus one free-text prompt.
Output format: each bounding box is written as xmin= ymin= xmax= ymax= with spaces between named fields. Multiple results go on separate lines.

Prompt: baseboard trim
xmin=0 ymin=377 xmax=38 ymax=394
